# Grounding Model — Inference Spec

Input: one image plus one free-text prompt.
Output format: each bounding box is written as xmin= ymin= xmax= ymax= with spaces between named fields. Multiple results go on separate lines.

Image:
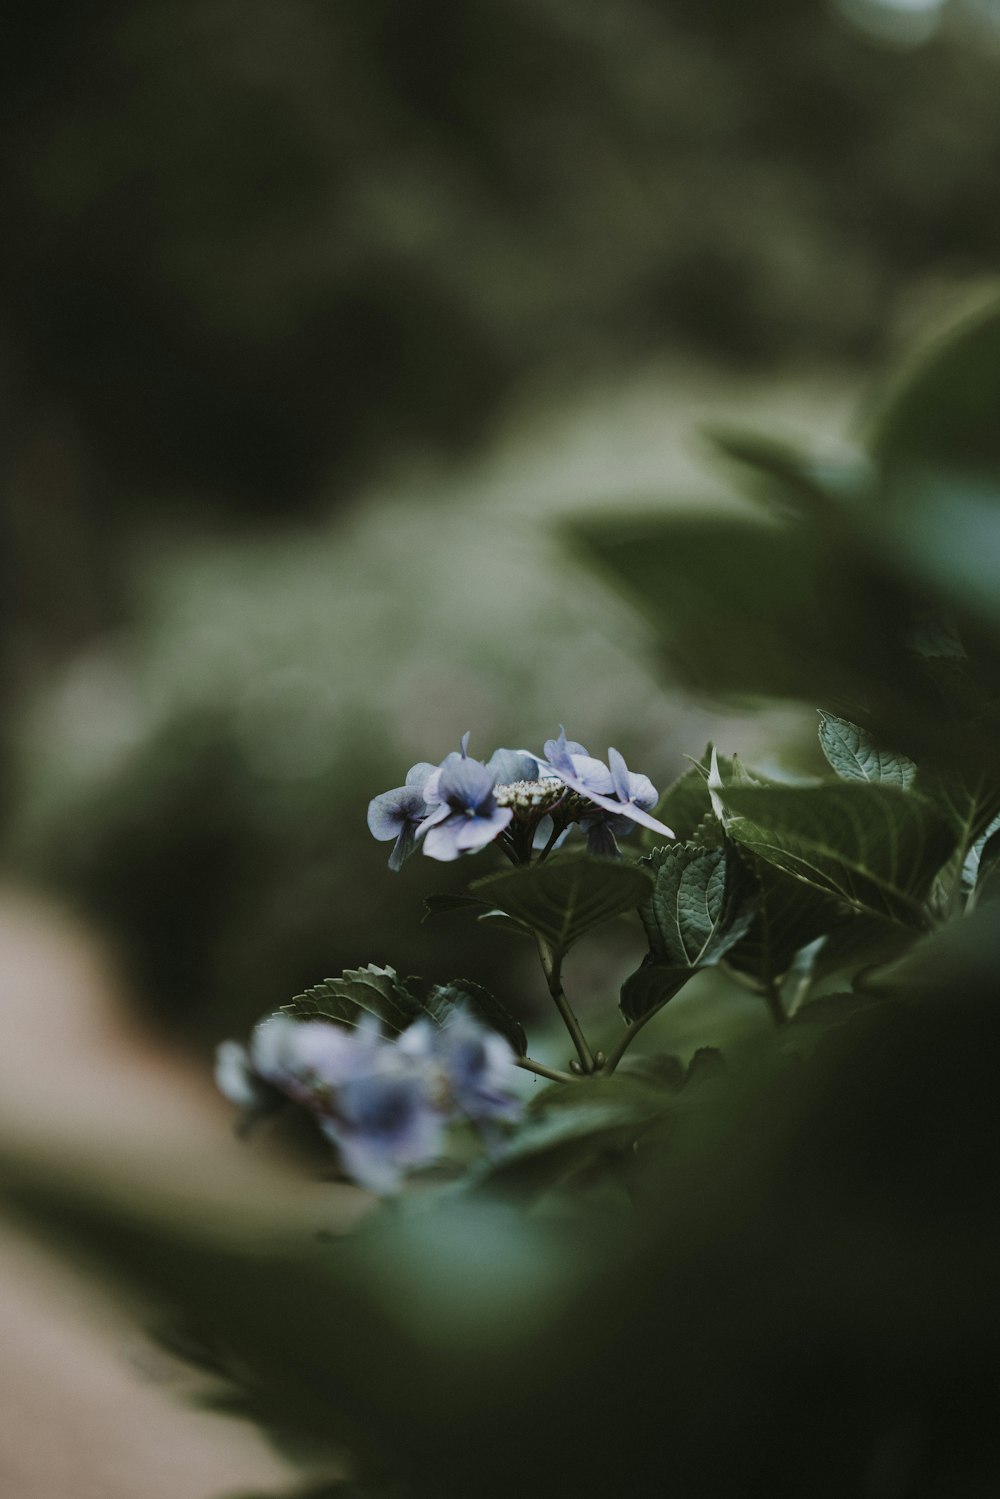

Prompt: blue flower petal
xmin=486 ymin=747 xmax=542 ymax=784
xmin=608 ymin=747 xmax=632 ymax=803
xmin=405 ymin=761 xmax=438 ymax=789
xmin=454 ymin=805 xmax=513 ymax=852
xmin=367 ymin=785 xmax=425 ymax=841
xmin=437 ymin=754 xmax=496 ymax=812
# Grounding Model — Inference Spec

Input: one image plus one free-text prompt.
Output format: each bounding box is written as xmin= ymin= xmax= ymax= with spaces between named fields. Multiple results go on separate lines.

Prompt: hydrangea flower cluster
xmin=367 ymin=728 xmax=672 ymax=867
xmin=216 ymin=1006 xmax=521 ymax=1194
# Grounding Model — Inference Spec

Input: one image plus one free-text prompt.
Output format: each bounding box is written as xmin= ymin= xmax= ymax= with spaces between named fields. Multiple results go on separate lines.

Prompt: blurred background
xmin=2 ymin=1 xmax=1000 ymax=1492
xmin=6 ymin=0 xmax=1000 ymax=1042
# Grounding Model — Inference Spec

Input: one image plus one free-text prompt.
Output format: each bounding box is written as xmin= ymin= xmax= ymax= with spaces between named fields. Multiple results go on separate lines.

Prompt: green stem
xmin=534 ymin=934 xmax=595 ymax=1074
xmin=515 ymin=1056 xmax=580 ymax=1085
xmin=601 ymin=1007 xmax=659 ymax=1075
xmin=534 ymin=822 xmax=563 ymax=864
xmin=763 ymin=978 xmax=787 ymax=1027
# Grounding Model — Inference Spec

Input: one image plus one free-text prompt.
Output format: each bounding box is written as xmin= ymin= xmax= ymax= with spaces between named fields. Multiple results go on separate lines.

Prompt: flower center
xmin=493 ymin=776 xmax=565 ymax=812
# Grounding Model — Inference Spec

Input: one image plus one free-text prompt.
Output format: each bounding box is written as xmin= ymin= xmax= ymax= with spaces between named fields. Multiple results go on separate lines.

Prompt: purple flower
xmin=217 ymin=1000 xmax=526 ymax=1194
xmin=416 ymin=733 xmax=513 ymax=862
xmin=437 ymin=1010 xmax=522 ymax=1123
xmin=252 ymin=1013 xmax=362 ymax=1102
xmin=400 ymin=1009 xmax=522 ymax=1125
xmin=542 ymin=728 xmax=673 ymax=843
xmin=218 ymin=1013 xmax=445 ymax=1194
xmin=484 ymin=747 xmax=545 ymax=786
xmin=214 ymin=1039 xmax=270 ymax=1111
xmin=367 ymin=761 xmax=438 ymax=870
xmin=319 ymin=1063 xmax=444 ymax=1195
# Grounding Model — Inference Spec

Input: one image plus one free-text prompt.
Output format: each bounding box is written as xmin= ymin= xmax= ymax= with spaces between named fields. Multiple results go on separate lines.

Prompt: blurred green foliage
xmin=4 ymin=0 xmax=1000 ymax=680
xmin=4 ymin=498 xmax=690 ymax=1045
xmin=6 ymin=284 xmax=1000 ymax=1499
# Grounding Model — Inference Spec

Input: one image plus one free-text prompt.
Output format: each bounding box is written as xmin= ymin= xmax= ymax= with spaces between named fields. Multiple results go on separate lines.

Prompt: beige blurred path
xmin=0 ymin=888 xmax=366 ymax=1499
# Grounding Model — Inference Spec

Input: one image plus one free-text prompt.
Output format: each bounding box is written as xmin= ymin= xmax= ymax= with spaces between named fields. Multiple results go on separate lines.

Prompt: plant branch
xmin=763 ymin=978 xmax=787 ymax=1027
xmin=601 ymin=1007 xmax=660 ymax=1074
xmin=515 ymin=1056 xmax=580 ymax=1085
xmin=534 ymin=822 xmax=563 ymax=864
xmin=533 ymin=934 xmax=595 ymax=1073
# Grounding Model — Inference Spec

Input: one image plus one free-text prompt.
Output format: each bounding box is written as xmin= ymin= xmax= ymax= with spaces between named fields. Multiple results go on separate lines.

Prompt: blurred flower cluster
xmin=368 ymin=728 xmax=672 ymax=868
xmin=216 ymin=1006 xmax=521 ymax=1194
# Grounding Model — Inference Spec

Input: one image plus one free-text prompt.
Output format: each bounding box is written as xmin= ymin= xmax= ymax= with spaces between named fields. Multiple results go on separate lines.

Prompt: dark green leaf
xmin=717 ymin=782 xmax=955 ymax=927
xmin=475 ymin=907 xmax=536 ymax=938
xmin=474 ymin=1075 xmax=671 ymax=1196
xmin=916 ymin=764 xmax=1000 ymax=850
xmin=872 ymin=298 xmax=1000 ymax=492
xmin=863 ymin=896 xmax=1000 ymax=999
xmin=283 ymin=964 xmax=422 ymax=1035
xmin=706 ymin=426 xmax=850 ymax=517
xmin=637 ymin=842 xmax=757 ymax=968
xmin=471 ymin=856 xmax=653 ymax=958
xmin=425 ymin=979 xmax=527 ymax=1058
xmin=971 ymin=826 xmax=1000 ymax=907
xmin=422 ymin=893 xmax=487 ymax=922
xmin=565 ymin=512 xmax=932 ymax=735
xmin=723 ymin=861 xmax=844 ymax=991
xmin=619 ymin=956 xmax=693 ymax=1023
xmin=781 ymin=990 xmax=891 ymax=1054
xmin=817 ymin=713 xmax=916 ymax=790
xmin=621 ymin=841 xmax=758 ymax=1023
xmin=809 ymin=912 xmax=916 ymax=983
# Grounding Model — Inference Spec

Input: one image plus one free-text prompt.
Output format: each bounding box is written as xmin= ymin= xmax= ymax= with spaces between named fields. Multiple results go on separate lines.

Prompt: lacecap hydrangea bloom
xmin=367 ymin=728 xmax=672 ymax=867
xmin=216 ymin=1005 xmax=521 ymax=1194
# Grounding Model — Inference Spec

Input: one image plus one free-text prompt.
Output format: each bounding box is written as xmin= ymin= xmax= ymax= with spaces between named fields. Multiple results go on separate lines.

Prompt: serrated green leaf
xmin=425 ymin=979 xmax=527 ymax=1058
xmin=717 ymin=782 xmax=955 ymax=927
xmin=471 ymin=856 xmax=653 ymax=958
xmin=620 ymin=842 xmax=758 ymax=1023
xmin=637 ymin=842 xmax=758 ymax=969
xmin=283 ymin=964 xmax=422 ymax=1035
xmin=817 ymin=713 xmax=916 ymax=790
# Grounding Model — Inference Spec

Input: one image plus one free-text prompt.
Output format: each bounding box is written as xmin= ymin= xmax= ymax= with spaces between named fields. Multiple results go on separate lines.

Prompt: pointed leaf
xmin=817 ymin=713 xmax=916 ymax=790
xmin=723 ymin=862 xmax=844 ymax=991
xmin=661 ymin=746 xmax=739 ymax=841
xmin=566 ymin=512 xmax=932 ymax=738
xmin=471 ymin=856 xmax=653 ymax=958
xmin=971 ymin=826 xmax=1000 ymax=907
xmin=282 ymin=964 xmax=422 ymax=1035
xmin=706 ymin=426 xmax=841 ymax=518
xmin=872 ymin=298 xmax=1000 ymax=489
xmin=717 ymin=782 xmax=955 ymax=927
xmin=637 ymin=842 xmax=758 ymax=969
xmin=424 ymin=979 xmax=527 ymax=1058
xmin=620 ymin=956 xmax=694 ymax=1023
xmin=916 ymin=765 xmax=1000 ymax=849
xmin=475 ymin=908 xmax=536 ymax=939
xmin=620 ymin=841 xmax=758 ymax=1023
xmin=422 ymin=893 xmax=488 ymax=923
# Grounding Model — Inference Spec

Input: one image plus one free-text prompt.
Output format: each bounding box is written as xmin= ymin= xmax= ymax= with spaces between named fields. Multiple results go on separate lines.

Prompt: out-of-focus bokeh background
xmin=2 ymin=2 xmax=1000 ymax=1493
